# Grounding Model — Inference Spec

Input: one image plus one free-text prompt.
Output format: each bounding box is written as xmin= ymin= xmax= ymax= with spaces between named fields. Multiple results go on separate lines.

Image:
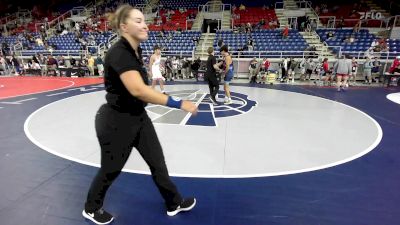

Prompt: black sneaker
xmin=167 ymin=198 xmax=196 ymax=216
xmin=209 ymin=97 xmax=218 ymax=105
xmin=82 ymin=208 xmax=114 ymax=224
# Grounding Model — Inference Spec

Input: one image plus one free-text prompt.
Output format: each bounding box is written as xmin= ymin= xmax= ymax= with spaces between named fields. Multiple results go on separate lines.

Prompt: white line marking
xmin=386 ymin=92 xmax=400 ymax=105
xmin=23 ymin=86 xmax=383 ymax=178
xmin=151 ymin=108 xmax=174 ymax=121
xmin=224 ymin=105 xmax=246 ymax=114
xmin=179 ymin=93 xmax=206 ymax=126
xmin=0 ymin=98 xmax=37 ymax=104
xmin=46 ymin=92 xmax=68 ymax=97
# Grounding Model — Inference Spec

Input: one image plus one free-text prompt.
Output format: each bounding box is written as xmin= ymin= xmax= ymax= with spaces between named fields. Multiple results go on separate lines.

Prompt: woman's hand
xmin=181 ymin=100 xmax=198 ymax=115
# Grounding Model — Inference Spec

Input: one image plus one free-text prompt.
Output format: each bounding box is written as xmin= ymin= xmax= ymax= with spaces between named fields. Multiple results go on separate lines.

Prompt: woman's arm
xmin=120 ymin=71 xmax=197 ymax=114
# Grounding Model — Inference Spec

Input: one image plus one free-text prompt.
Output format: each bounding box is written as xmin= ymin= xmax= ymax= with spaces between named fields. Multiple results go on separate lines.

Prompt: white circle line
xmin=24 ymin=88 xmax=383 ymax=178
xmin=386 ymin=92 xmax=400 ymax=105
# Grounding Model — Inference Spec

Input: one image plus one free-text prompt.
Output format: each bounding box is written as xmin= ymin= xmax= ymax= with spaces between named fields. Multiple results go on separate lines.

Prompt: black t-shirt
xmin=104 ymin=36 xmax=149 ymax=114
xmin=206 ymin=55 xmax=217 ymax=78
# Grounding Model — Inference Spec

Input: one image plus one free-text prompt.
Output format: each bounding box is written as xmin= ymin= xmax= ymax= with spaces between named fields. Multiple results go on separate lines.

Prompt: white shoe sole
xmin=167 ymin=199 xmax=197 ymax=216
xmin=82 ymin=210 xmax=114 ymax=225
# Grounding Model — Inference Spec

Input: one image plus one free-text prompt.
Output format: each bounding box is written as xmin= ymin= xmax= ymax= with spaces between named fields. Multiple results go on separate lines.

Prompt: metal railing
xmin=214 ymin=50 xmax=320 ymax=59
xmin=19 ymin=50 xmax=87 ymax=57
xmin=198 ymin=3 xmax=232 ymax=13
xmin=142 ymin=50 xmax=195 ymax=59
xmin=319 ymin=16 xmax=336 ymax=28
xmin=317 ymin=15 xmax=400 ymax=29
xmin=295 ymin=0 xmax=310 ymax=9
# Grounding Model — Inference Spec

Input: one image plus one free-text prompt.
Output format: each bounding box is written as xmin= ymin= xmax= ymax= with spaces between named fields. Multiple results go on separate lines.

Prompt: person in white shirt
xmin=149 ymin=46 xmax=165 ymax=93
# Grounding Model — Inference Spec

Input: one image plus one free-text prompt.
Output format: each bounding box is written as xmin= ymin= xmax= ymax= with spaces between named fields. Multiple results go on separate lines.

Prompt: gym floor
xmin=1 ymin=76 xmax=399 ymax=225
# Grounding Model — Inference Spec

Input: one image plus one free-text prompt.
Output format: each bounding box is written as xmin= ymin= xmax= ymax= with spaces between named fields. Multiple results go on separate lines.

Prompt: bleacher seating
xmin=223 ymin=0 xmax=276 ymax=7
xmin=214 ymin=30 xmax=309 ymax=57
xmin=148 ymin=9 xmax=198 ymax=31
xmin=0 ymin=32 xmax=40 ymax=48
xmin=232 ymin=7 xmax=277 ymax=28
xmin=317 ymin=29 xmax=398 ymax=59
xmin=127 ymin=0 xmax=146 ymax=5
xmin=308 ymin=0 xmax=383 ymax=27
xmin=159 ymin=0 xmax=207 ymax=9
xmin=140 ymin=31 xmax=201 ymax=57
xmin=15 ymin=31 xmax=114 ymax=56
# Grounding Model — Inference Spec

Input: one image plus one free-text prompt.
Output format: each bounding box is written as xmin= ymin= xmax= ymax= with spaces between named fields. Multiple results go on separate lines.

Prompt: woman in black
xmin=82 ymin=5 xmax=197 ymax=225
xmin=206 ymin=47 xmax=222 ymax=104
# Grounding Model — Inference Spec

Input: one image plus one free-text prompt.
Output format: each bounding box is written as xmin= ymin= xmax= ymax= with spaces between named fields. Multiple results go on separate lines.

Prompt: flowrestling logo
xmin=146 ymin=89 xmax=257 ymax=127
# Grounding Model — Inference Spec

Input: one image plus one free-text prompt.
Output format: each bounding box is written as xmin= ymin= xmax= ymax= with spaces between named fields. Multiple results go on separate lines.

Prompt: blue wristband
xmin=166 ymin=96 xmax=182 ymax=109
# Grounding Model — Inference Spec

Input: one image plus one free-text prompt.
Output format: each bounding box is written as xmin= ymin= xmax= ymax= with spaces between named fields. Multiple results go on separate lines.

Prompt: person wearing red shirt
xmin=264 ymin=58 xmax=270 ymax=72
xmin=282 ymin=26 xmax=289 ymax=39
xmin=389 ymin=56 xmax=400 ymax=74
xmin=320 ymin=58 xmax=332 ymax=85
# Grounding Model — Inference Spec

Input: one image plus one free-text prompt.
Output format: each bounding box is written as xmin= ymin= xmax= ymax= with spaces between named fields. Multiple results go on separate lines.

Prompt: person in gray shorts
xmin=363 ymin=57 xmax=373 ymax=84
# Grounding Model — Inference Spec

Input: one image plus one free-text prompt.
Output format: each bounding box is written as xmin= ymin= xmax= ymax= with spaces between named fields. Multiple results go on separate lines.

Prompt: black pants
xmin=85 ymin=104 xmax=182 ymax=212
xmin=208 ymin=77 xmax=219 ymax=100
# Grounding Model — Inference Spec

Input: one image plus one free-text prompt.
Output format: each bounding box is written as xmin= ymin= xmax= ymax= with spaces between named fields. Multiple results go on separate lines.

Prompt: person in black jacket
xmin=191 ymin=57 xmax=201 ymax=81
xmin=206 ymin=47 xmax=222 ymax=104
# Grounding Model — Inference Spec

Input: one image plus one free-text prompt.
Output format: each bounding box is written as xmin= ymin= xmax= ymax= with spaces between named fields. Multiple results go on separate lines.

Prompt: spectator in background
xmin=304 ymin=58 xmax=315 ymax=80
xmin=233 ymin=25 xmax=239 ymax=33
xmin=247 ymin=38 xmax=254 ymax=51
xmin=288 ymin=58 xmax=297 ymax=81
xmin=217 ymin=37 xmax=224 ymax=48
xmin=87 ymin=55 xmax=95 ymax=76
xmin=259 ymin=18 xmax=266 ymax=26
xmin=326 ymin=30 xmax=335 ymax=40
xmin=320 ymin=58 xmax=332 ymax=85
xmin=310 ymin=19 xmax=317 ymax=32
xmin=245 ymin=23 xmax=252 ymax=33
xmin=333 ymin=55 xmax=352 ymax=92
xmin=191 ymin=57 xmax=201 ymax=81
xmin=282 ymin=26 xmax=289 ymax=39
xmin=280 ymin=57 xmax=288 ymax=82
xmin=11 ymin=55 xmax=21 ymax=75
xmin=192 ymin=36 xmax=199 ymax=46
xmin=181 ymin=57 xmax=190 ymax=79
xmin=172 ymin=56 xmax=179 ymax=79
xmin=95 ymin=54 xmax=104 ymax=77
xmin=371 ymin=39 xmax=380 ymax=49
xmin=261 ymin=58 xmax=270 ymax=73
xmin=0 ymin=55 xmax=7 ymax=75
xmin=349 ymin=57 xmax=358 ymax=85
xmin=315 ymin=5 xmax=321 ymax=15
xmin=248 ymin=57 xmax=258 ymax=83
xmin=47 ymin=55 xmax=58 ymax=76
xmin=1 ymin=42 xmax=8 ymax=56
xmin=378 ymin=38 xmax=389 ymax=52
xmin=372 ymin=57 xmax=381 ymax=74
xmin=36 ymin=37 xmax=44 ymax=47
xmin=338 ymin=17 xmax=345 ymax=29
xmin=56 ymin=55 xmax=64 ymax=65
xmin=298 ymin=58 xmax=306 ymax=80
xmin=363 ymin=57 xmax=373 ymax=84
xmin=389 ymin=56 xmax=400 ymax=74
xmin=165 ymin=56 xmax=173 ymax=81
xmin=239 ymin=4 xmax=246 ymax=10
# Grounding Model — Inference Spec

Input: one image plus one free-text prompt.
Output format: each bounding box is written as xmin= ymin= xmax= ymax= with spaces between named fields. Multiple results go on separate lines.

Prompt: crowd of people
xmin=243 ymin=55 xmax=400 ymax=88
xmin=0 ymin=53 xmax=104 ymax=77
